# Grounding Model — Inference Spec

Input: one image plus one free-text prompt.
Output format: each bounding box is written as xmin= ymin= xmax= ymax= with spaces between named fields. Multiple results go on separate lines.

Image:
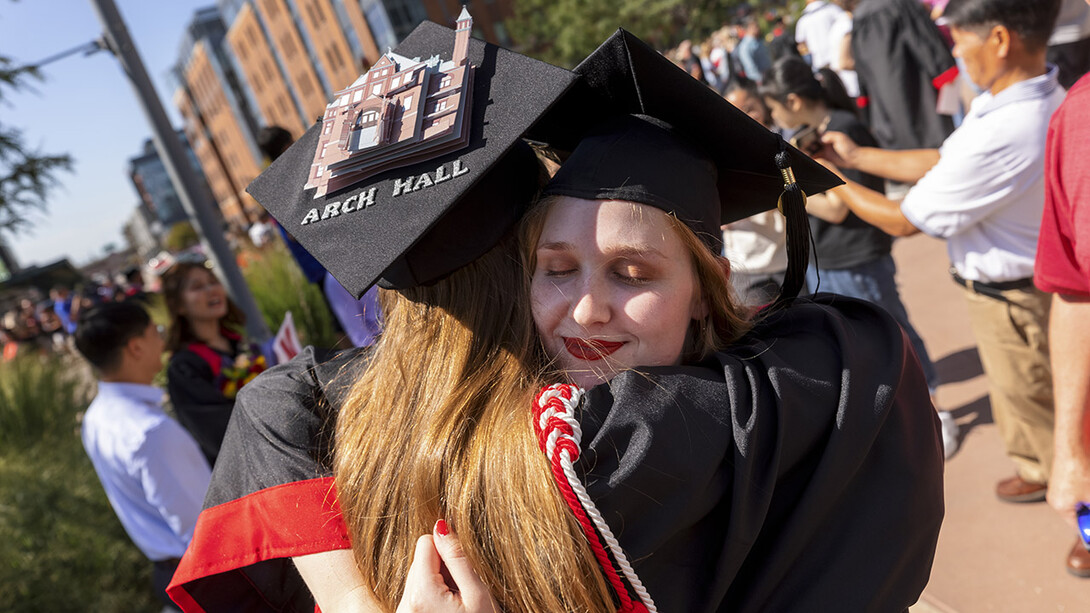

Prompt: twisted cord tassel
xmin=774 ymin=140 xmax=811 ymax=305
xmin=533 ymin=384 xmax=658 ymax=613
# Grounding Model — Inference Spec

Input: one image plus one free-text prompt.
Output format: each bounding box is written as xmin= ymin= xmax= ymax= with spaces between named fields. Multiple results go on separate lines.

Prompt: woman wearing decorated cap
xmin=168 ymin=19 xmax=943 ymax=613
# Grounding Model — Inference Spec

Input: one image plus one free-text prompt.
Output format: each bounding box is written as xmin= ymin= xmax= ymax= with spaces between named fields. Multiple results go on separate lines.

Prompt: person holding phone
xmin=759 ymin=56 xmax=956 ymax=458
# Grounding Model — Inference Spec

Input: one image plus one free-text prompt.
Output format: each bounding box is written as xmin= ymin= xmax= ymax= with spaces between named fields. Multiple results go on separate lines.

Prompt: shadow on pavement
xmin=950 ymin=395 xmax=993 ymax=443
xmin=935 ymin=347 xmax=984 ymax=386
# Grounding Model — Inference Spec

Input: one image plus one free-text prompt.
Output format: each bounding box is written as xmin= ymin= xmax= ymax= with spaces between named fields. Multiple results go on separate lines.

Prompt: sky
xmin=2 ymin=0 xmax=215 ymax=268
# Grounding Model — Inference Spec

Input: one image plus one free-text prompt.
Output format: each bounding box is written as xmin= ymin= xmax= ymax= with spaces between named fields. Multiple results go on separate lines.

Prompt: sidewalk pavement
xmin=891 ymin=234 xmax=1090 ymax=613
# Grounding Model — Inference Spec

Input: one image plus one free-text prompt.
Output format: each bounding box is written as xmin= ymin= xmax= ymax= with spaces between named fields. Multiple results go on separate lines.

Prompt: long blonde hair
xmin=333 ymin=233 xmax=616 ymax=612
xmin=334 ymin=197 xmax=753 ymax=612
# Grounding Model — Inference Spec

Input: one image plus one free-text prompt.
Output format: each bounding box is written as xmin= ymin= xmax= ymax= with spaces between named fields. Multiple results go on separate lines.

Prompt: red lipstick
xmin=563 ymin=337 xmax=624 ymax=361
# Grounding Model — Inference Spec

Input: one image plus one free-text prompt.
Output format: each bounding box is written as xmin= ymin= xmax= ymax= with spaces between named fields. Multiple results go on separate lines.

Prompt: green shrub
xmin=241 ymin=242 xmax=339 ymax=350
xmin=0 ymin=353 xmax=157 ymax=611
xmin=164 ymin=221 xmax=200 ymax=252
xmin=0 ymin=354 xmax=85 ymax=450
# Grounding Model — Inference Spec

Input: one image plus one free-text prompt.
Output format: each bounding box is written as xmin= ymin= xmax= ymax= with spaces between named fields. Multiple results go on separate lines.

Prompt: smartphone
xmin=791 ymin=125 xmax=822 ymax=156
xmin=1077 ymin=502 xmax=1090 ymax=550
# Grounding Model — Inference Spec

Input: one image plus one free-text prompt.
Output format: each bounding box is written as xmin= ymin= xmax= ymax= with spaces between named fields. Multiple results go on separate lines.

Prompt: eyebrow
xmin=536 ymin=241 xmax=667 ymax=260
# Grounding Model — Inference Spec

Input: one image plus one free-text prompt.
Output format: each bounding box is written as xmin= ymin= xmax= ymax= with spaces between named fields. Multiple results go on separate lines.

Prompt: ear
xmin=786 ymin=93 xmax=803 ymax=113
xmin=992 ymin=24 xmax=1011 ymax=58
xmin=125 ymin=334 xmax=146 ymax=362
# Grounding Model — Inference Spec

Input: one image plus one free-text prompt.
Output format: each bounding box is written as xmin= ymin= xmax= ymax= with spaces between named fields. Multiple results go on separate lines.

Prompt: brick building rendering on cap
xmin=173 ymin=0 xmax=515 ymax=228
xmin=305 ymin=7 xmax=473 ymax=197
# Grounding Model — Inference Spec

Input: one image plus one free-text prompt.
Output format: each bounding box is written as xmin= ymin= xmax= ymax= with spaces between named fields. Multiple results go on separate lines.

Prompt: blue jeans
xmin=806 ymin=255 xmax=939 ymax=394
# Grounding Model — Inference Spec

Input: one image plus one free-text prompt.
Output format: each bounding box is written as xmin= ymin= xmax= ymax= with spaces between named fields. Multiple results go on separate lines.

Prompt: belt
xmin=950 ymin=269 xmax=1035 ymax=301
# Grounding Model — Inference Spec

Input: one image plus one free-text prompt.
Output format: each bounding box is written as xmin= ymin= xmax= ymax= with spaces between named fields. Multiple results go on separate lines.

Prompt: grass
xmin=241 ymin=242 xmax=340 ymax=350
xmin=0 ymin=353 xmax=158 ymax=612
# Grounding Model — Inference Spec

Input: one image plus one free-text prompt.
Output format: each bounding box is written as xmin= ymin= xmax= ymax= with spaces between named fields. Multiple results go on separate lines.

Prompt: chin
xmin=568 ymin=369 xmax=615 ymax=390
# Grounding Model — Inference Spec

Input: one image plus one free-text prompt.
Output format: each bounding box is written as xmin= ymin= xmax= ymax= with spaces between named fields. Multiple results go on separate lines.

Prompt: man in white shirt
xmin=795 ymin=0 xmax=848 ymax=69
xmin=818 ymin=0 xmax=1064 ymax=503
xmin=75 ymin=301 xmax=212 ymax=609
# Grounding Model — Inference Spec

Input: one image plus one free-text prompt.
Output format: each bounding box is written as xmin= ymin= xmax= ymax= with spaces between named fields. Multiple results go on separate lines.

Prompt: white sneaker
xmin=938 ymin=411 xmax=959 ymax=460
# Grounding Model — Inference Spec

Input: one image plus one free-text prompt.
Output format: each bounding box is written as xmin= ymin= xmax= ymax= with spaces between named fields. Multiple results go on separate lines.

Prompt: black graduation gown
xmin=851 ymin=0 xmax=957 ymax=150
xmin=166 ymin=332 xmax=265 ymax=467
xmin=168 ymin=295 xmax=943 ymax=612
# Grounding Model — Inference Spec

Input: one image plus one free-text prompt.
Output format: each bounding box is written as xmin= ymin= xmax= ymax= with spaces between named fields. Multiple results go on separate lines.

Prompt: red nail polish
xmin=436 ymin=519 xmax=450 ymax=536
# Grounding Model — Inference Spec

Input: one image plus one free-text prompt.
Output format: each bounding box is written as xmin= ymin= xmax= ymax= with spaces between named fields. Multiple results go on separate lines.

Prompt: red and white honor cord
xmin=532 ymin=384 xmax=658 ymax=613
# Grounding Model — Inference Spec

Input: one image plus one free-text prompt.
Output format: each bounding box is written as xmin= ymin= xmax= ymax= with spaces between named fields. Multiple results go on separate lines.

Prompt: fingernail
xmin=436 ymin=519 xmax=449 ymax=536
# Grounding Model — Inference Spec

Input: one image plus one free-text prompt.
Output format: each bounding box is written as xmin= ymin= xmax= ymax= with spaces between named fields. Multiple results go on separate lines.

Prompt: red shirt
xmin=1035 ymin=74 xmax=1090 ymax=296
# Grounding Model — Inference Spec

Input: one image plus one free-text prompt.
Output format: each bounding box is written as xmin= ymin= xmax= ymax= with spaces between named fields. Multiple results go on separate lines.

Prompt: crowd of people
xmin=0 ymin=268 xmax=151 ymax=358
xmin=59 ymin=0 xmax=1090 ymax=610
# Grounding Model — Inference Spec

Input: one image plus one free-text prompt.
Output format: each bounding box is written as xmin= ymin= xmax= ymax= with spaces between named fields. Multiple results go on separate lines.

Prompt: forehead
xmin=540 ymin=197 xmax=682 ymax=249
xmin=182 ymin=267 xmax=215 ymax=285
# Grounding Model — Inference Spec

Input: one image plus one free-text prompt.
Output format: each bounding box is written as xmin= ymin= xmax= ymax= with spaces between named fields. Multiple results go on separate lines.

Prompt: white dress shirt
xmin=795 ymin=1 xmax=848 ymax=70
xmin=900 ymin=66 xmax=1065 ymax=283
xmin=81 ymin=382 xmax=212 ymax=561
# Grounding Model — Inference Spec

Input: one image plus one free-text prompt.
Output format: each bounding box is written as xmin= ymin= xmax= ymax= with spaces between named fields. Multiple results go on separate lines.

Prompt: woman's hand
xmin=396 ymin=520 xmax=499 ymax=613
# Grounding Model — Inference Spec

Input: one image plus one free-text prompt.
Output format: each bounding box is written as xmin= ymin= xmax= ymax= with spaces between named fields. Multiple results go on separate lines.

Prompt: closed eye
xmin=544 ymin=268 xmax=576 ymax=278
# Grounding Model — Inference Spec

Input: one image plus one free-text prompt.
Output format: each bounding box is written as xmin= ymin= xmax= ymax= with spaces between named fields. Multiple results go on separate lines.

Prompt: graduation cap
xmin=247 ymin=17 xmax=578 ymax=298
xmin=531 ymin=29 xmax=843 ymax=301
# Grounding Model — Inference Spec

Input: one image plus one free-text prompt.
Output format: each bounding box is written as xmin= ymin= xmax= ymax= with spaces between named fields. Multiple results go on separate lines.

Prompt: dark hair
xmin=944 ymin=0 xmax=1062 ymax=50
xmin=758 ymin=57 xmax=856 ymax=115
xmin=724 ymin=76 xmax=773 ymax=125
xmin=161 ymin=262 xmax=245 ymax=352
xmin=726 ymin=76 xmax=761 ymax=98
xmin=257 ymin=126 xmax=294 ymax=162
xmin=74 ymin=302 xmax=151 ymax=374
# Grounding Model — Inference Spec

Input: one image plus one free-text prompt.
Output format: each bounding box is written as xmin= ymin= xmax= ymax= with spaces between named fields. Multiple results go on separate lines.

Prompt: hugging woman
xmin=169 ymin=21 xmax=944 ymax=613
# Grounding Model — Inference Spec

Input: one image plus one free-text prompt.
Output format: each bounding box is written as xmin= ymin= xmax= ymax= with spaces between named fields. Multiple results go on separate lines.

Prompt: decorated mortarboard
xmin=247 ymin=10 xmax=577 ymax=298
xmin=529 ymin=29 xmax=843 ymax=301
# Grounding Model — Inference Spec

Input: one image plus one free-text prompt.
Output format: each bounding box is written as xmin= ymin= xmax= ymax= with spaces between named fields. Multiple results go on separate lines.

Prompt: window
xmin=392 ymin=76 xmax=401 ymax=88
xmin=353 ymin=89 xmax=364 ymax=102
xmin=324 ymin=122 xmax=333 ymax=134
xmin=372 ymin=83 xmax=382 ymax=96
xmin=438 ymin=99 xmax=447 ymax=111
xmin=441 ymin=75 xmax=451 ymax=89
xmin=403 ymin=95 xmax=412 ymax=109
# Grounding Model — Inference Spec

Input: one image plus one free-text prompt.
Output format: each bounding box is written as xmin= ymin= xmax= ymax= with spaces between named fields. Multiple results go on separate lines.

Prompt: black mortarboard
xmin=247 ymin=19 xmax=577 ymax=298
xmin=530 ymin=29 xmax=843 ymax=301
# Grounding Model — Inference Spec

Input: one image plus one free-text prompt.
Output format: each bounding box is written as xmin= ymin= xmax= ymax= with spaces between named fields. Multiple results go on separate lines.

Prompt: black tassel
xmin=773 ymin=146 xmax=810 ymax=307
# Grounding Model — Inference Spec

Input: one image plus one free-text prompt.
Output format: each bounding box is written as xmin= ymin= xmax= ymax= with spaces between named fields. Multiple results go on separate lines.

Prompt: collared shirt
xmin=795 ymin=1 xmax=847 ymax=70
xmin=81 ymin=382 xmax=211 ymax=561
xmin=901 ymin=66 xmax=1065 ymax=283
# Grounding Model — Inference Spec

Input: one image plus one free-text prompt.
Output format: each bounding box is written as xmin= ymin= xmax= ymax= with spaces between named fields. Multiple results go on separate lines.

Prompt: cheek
xmin=530 ymin=280 xmax=563 ymax=338
xmin=623 ymin=292 xmax=696 ymax=357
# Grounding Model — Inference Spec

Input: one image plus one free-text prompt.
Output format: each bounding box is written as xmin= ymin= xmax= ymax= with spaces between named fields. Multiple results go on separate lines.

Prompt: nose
xmin=570 ymin=277 xmax=611 ymax=328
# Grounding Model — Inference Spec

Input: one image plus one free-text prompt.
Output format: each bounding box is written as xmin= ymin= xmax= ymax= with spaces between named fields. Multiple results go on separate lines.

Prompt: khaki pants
xmin=962 ymin=285 xmax=1054 ymax=484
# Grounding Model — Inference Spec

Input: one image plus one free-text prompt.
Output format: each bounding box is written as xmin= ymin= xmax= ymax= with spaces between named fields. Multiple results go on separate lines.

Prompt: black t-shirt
xmin=808 ymin=109 xmax=893 ymax=270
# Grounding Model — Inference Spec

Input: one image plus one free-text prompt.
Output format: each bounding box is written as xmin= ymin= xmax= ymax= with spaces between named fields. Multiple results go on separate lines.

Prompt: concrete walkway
xmin=891 ymin=234 xmax=1090 ymax=612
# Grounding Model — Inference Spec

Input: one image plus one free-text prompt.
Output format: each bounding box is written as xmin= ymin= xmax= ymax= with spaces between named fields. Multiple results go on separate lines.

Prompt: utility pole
xmin=88 ymin=0 xmax=270 ymax=342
